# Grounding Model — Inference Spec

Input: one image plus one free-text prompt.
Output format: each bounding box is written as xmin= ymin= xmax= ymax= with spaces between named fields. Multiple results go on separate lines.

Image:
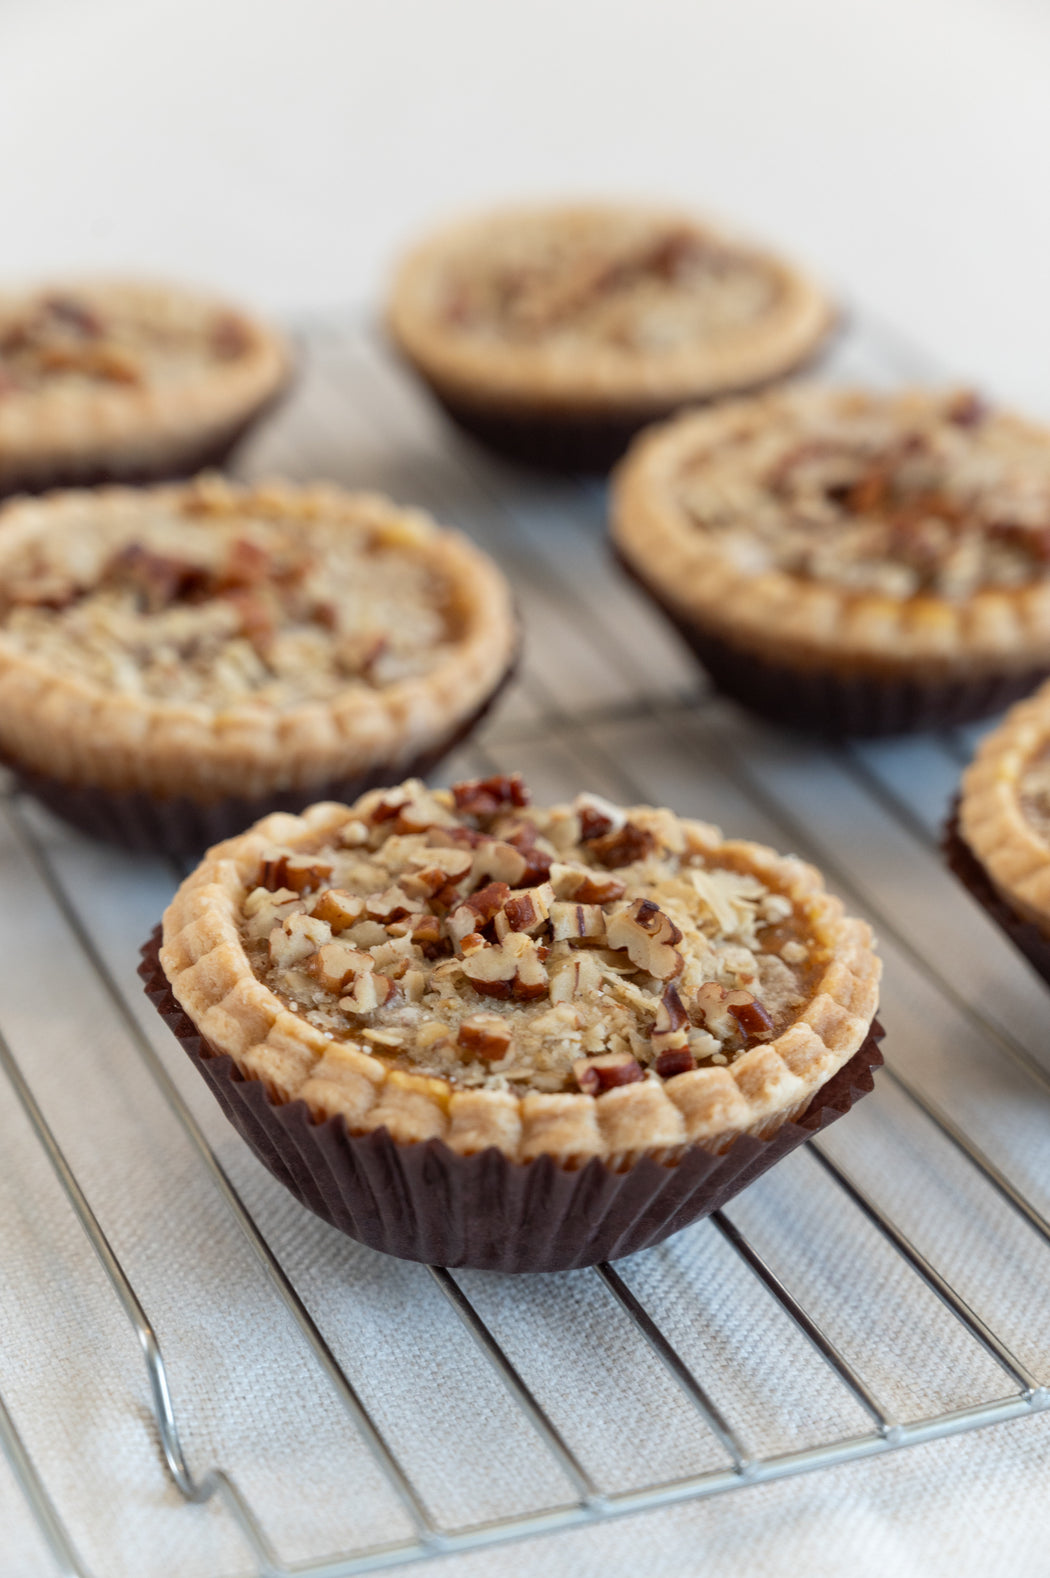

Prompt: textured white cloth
xmin=0 ymin=325 xmax=1048 ymax=1578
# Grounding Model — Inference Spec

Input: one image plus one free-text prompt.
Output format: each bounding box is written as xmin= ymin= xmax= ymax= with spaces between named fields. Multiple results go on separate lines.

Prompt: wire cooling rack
xmin=0 ymin=314 xmax=1048 ymax=1578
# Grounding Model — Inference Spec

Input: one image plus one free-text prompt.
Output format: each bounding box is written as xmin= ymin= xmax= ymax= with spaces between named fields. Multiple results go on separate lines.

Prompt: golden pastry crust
xmin=386 ymin=203 xmax=833 ymax=419
xmin=0 ymin=280 xmax=290 ymax=491
xmin=0 ymin=479 xmax=517 ymax=801
xmin=958 ymin=679 xmax=1050 ymax=933
xmin=612 ymin=386 xmax=1050 ymax=679
xmin=160 ymin=777 xmax=880 ymax=1167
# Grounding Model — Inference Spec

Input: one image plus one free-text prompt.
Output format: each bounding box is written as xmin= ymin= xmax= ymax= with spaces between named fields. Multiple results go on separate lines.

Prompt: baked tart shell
xmin=387 ymin=203 xmax=835 ymax=473
xmin=942 ymin=803 xmax=1050 ymax=989
xmin=616 ymin=549 xmax=1049 ymax=737
xmin=140 ymin=930 xmax=883 ymax=1271
xmin=0 ymin=282 xmax=293 ymax=497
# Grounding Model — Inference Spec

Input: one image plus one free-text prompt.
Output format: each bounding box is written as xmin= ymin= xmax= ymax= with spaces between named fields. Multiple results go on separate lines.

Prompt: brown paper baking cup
xmin=6 ymin=658 xmax=517 ymax=856
xmin=140 ymin=930 xmax=884 ymax=1272
xmin=942 ymin=802 xmax=1050 ymax=988
xmin=616 ymin=551 xmax=1049 ymax=737
xmin=0 ymin=376 xmax=293 ymax=501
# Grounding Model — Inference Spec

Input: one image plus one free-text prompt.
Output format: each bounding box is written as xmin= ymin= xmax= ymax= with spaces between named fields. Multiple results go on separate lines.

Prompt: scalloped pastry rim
xmin=159 ymin=795 xmax=881 ymax=1167
xmin=386 ymin=202 xmax=834 ymax=417
xmin=0 ymin=480 xmax=518 ymax=801
xmin=611 ymin=387 xmax=1050 ymax=676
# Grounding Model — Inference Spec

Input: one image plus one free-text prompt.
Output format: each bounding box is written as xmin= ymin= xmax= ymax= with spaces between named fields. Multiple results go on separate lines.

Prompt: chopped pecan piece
xmin=588 ymin=821 xmax=657 ymax=869
xmin=502 ymin=822 xmax=553 ymax=884
xmin=457 ymin=1014 xmax=512 ymax=1061
xmin=652 ymin=981 xmax=691 ymax=1056
xmin=267 ymin=913 xmax=332 ymax=968
xmin=461 ymin=932 xmax=548 ymax=1000
xmin=654 ymin=1047 xmax=696 ymax=1079
xmin=107 ymin=543 xmax=208 ymax=612
xmin=549 ymin=901 xmax=607 ymax=946
xmin=260 ymin=853 xmax=334 ymax=894
xmin=497 ymin=881 xmax=554 ymax=937
xmin=548 ymin=949 xmax=602 ymax=1003
xmin=694 ymin=983 xmax=772 ymax=1040
xmin=729 ymin=996 xmax=775 ymax=1037
xmin=573 ymin=1052 xmax=644 ymax=1095
xmin=410 ymin=913 xmax=449 ymax=959
xmin=339 ymin=972 xmax=396 ymax=1014
xmin=551 ymin=866 xmax=627 ymax=905
xmin=449 ymin=881 xmax=512 ymax=945
xmin=310 ymin=888 xmax=365 ymax=931
xmin=365 ymin=885 xmax=414 ymax=923
xmin=452 ymin=773 xmax=529 ymax=819
xmin=946 ymin=389 xmax=987 ymax=428
xmin=211 ymin=312 xmax=251 ymax=360
xmin=310 ymin=942 xmax=373 ymax=994
xmin=42 ymin=294 xmax=103 ymax=337
xmin=575 ymin=793 xmax=623 ymax=842
xmin=606 ymin=899 xmax=683 ymax=980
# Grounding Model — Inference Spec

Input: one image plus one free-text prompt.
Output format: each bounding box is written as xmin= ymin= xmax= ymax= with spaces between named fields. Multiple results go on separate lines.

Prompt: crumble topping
xmin=436 ymin=212 xmax=781 ymax=355
xmin=243 ymin=774 xmax=816 ymax=1096
xmin=0 ymin=480 xmax=456 ymax=708
xmin=673 ymin=388 xmax=1050 ymax=600
xmin=0 ymin=286 xmax=255 ymax=398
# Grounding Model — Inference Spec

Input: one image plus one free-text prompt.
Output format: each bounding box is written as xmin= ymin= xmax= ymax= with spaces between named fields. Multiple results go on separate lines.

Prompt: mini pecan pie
xmin=613 ymin=386 xmax=1050 ymax=735
xmin=149 ymin=775 xmax=881 ymax=1267
xmin=0 ymin=479 xmax=517 ymax=852
xmin=948 ymin=681 xmax=1050 ymax=983
xmin=386 ymin=204 xmax=834 ymax=470
xmin=0 ymin=280 xmax=290 ymax=494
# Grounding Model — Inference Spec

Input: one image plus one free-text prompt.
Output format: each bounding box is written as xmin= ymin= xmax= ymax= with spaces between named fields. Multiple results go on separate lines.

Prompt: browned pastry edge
xmin=140 ymin=928 xmax=884 ymax=1271
xmin=0 ymin=372 xmax=294 ymax=501
xmin=4 ymin=654 xmax=518 ymax=855
xmin=616 ymin=548 xmax=1049 ymax=737
xmin=415 ymin=323 xmax=840 ymax=475
xmin=942 ymin=801 xmax=1050 ymax=987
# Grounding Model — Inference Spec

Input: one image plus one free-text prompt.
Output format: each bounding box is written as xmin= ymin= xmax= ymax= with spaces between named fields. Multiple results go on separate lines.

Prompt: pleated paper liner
xmin=615 ymin=551 xmax=1049 ymax=738
xmin=942 ymin=801 xmax=1050 ymax=989
xmin=0 ymin=376 xmax=293 ymax=501
xmin=5 ymin=657 xmax=517 ymax=857
xmin=416 ymin=320 xmax=841 ymax=475
xmin=140 ymin=930 xmax=884 ymax=1272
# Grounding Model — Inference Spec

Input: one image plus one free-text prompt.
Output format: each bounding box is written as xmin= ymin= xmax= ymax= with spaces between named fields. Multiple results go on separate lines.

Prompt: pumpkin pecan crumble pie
xmin=947 ymin=681 xmax=1050 ymax=984
xmin=387 ymin=203 xmax=833 ymax=470
xmin=157 ymin=773 xmax=879 ymax=1185
xmin=613 ymin=386 xmax=1050 ymax=734
xmin=0 ymin=280 xmax=289 ymax=494
xmin=0 ymin=479 xmax=516 ymax=851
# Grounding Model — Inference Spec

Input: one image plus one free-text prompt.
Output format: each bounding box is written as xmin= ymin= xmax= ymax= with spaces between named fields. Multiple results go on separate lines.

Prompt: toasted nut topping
xmin=462 ymin=932 xmax=549 ymax=1000
xmin=268 ymin=912 xmax=332 ymax=968
xmin=549 ymin=901 xmax=607 ymax=945
xmin=365 ymin=885 xmax=414 ymax=922
xmin=339 ymin=972 xmax=396 ymax=1014
xmin=311 ymin=942 xmax=374 ymax=993
xmin=729 ymin=996 xmax=775 ymax=1037
xmin=452 ymin=774 xmax=530 ymax=818
xmin=471 ymin=840 xmax=530 ymax=887
xmin=588 ymin=821 xmax=657 ymax=869
xmin=410 ymin=914 xmax=449 ymax=959
xmin=457 ymin=1014 xmax=512 ymax=1061
xmin=606 ymin=898 xmax=684 ymax=979
xmin=260 ymin=852 xmax=334 ymax=894
xmin=310 ymin=888 xmax=366 ymax=931
xmin=654 ymin=1047 xmax=696 ymax=1079
xmin=553 ymin=867 xmax=626 ymax=905
xmin=575 ymin=793 xmax=624 ymax=842
xmin=548 ymin=950 xmax=602 ymax=1003
xmin=497 ymin=882 xmax=554 ymax=937
xmin=573 ymin=1052 xmax=644 ymax=1094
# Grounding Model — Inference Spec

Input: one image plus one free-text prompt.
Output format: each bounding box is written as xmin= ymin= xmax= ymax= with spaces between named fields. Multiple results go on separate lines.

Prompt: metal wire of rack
xmin=0 ymin=315 xmax=1048 ymax=1578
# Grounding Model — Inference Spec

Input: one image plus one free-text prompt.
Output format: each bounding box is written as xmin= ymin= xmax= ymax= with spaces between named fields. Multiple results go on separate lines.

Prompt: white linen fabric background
xmin=0 ymin=3 xmax=1049 ymax=1576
